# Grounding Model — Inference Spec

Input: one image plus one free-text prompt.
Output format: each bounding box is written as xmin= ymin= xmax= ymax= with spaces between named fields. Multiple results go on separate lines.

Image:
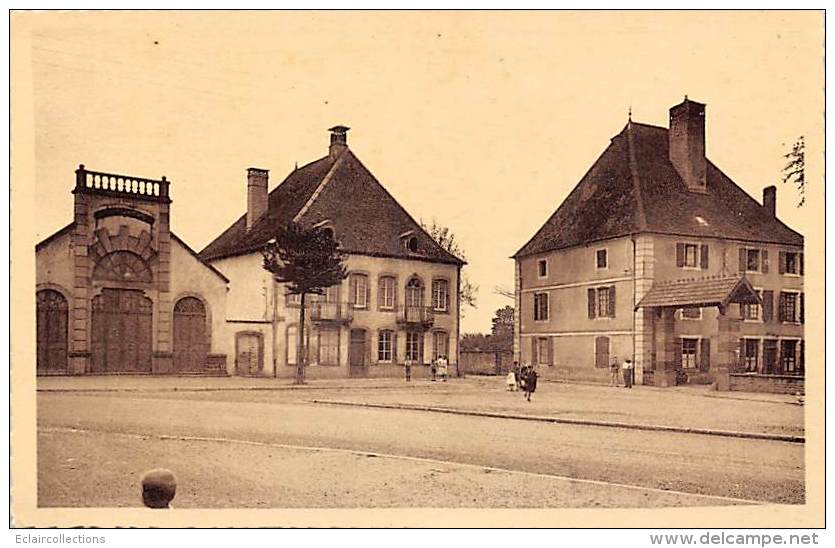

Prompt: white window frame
xmin=683 ymin=243 xmax=699 ymax=269
xmin=681 ymin=337 xmax=699 ymax=369
xmin=784 ymin=251 xmax=801 ymax=277
xmin=377 ymin=330 xmax=394 ymax=363
xmin=595 ymin=248 xmax=608 ymax=270
xmin=595 ymin=286 xmax=612 ymax=320
xmin=405 ymin=332 xmax=421 ymax=362
xmin=537 ymin=258 xmax=549 ymax=279
xmin=350 ymin=273 xmax=368 ymax=309
xmin=378 ymin=276 xmax=395 ymax=310
xmin=779 ymin=338 xmax=801 ymax=373
xmin=432 ymin=278 xmax=449 ymax=312
xmin=432 ymin=330 xmax=449 ymax=361
xmin=743 ymin=288 xmax=763 ymax=323
xmin=317 ymin=328 xmax=340 ymax=366
xmin=743 ymin=337 xmax=761 ymax=373
xmin=533 ymin=292 xmax=549 ymax=322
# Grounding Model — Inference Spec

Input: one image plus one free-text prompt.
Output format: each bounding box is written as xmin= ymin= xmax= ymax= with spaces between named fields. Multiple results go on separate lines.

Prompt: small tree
xmin=262 ymin=222 xmax=348 ymax=384
xmin=420 ymin=218 xmax=478 ymax=312
xmin=490 ymin=305 xmax=514 ymax=352
xmin=782 ymin=136 xmax=805 ymax=208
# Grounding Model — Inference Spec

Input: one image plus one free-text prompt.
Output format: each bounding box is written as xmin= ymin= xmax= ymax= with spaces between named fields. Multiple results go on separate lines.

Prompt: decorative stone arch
xmin=89 ymin=225 xmax=158 ymax=267
xmin=92 ymin=250 xmax=154 ymax=285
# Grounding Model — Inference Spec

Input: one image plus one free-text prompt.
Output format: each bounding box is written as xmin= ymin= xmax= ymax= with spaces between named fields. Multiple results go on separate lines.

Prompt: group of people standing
xmin=506 ymin=362 xmax=538 ymax=402
xmin=610 ymin=357 xmax=635 ymax=388
xmin=404 ymin=355 xmax=449 ymax=382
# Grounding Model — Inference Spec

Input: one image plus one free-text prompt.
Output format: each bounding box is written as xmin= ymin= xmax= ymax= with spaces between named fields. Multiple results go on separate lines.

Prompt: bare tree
xmin=420 ymin=218 xmax=478 ymax=312
xmin=782 ymin=136 xmax=805 ymax=208
xmin=262 ymin=222 xmax=348 ymax=384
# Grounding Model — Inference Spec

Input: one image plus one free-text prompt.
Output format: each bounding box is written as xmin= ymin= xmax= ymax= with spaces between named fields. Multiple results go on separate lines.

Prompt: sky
xmin=16 ymin=10 xmax=823 ymax=333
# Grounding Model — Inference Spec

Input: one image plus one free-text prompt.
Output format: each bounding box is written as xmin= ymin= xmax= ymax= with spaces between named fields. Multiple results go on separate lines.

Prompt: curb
xmin=310 ymin=399 xmax=805 ymax=444
xmin=36 ymin=382 xmax=431 ymax=394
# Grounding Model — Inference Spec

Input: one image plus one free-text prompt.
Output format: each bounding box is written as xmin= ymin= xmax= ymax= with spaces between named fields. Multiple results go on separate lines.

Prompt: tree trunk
xmin=296 ymin=292 xmax=306 ymax=385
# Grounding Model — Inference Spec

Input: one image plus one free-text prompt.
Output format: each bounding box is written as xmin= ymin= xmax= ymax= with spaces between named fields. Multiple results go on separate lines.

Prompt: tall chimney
xmin=246 ymin=167 xmax=269 ymax=230
xmin=763 ymin=185 xmax=776 ymax=216
xmin=669 ymin=97 xmax=707 ymax=193
xmin=329 ymin=125 xmax=350 ymax=159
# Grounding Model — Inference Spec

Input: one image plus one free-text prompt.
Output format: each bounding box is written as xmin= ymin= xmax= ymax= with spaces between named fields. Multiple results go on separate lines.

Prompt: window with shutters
xmin=781 ymin=251 xmax=802 ymax=276
xmin=743 ymin=289 xmax=763 ymax=321
xmin=377 ymin=330 xmax=394 ymax=363
xmin=779 ymin=291 xmax=800 ymax=323
xmin=537 ymin=337 xmax=551 ymax=366
xmin=286 ymin=291 xmax=301 ymax=307
xmin=739 ymin=247 xmax=769 ymax=273
xmin=378 ymin=276 xmax=396 ymax=310
xmin=681 ymin=338 xmax=699 ymax=369
xmin=318 ymin=328 xmax=339 ymax=365
xmin=432 ymin=279 xmax=449 ymax=312
xmin=676 ymin=242 xmax=709 ymax=270
xmin=349 ymin=273 xmax=368 ymax=309
xmin=743 ymin=338 xmax=760 ymax=372
xmin=588 ymin=286 xmax=616 ymax=319
xmin=533 ymin=293 xmax=549 ymax=321
xmin=596 ymin=249 xmax=608 ymax=269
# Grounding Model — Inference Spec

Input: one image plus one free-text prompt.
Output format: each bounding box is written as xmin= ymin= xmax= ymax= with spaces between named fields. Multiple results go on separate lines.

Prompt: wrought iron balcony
xmin=396 ymin=305 xmax=434 ymax=328
xmin=310 ymin=302 xmax=352 ymax=324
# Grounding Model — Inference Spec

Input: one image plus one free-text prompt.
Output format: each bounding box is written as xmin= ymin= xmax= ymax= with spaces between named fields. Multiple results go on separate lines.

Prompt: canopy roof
xmin=635 ymin=275 xmax=760 ymax=310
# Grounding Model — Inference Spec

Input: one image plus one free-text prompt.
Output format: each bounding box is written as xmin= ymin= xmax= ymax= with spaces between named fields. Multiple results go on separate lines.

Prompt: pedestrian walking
xmin=523 ymin=366 xmax=538 ymax=402
xmin=622 ymin=358 xmax=634 ymax=388
xmin=404 ymin=360 xmax=412 ymax=382
xmin=517 ymin=364 xmax=528 ymax=394
xmin=438 ymin=355 xmax=448 ymax=382
xmin=141 ymin=468 xmax=177 ymax=509
xmin=506 ymin=368 xmax=518 ymax=391
xmin=430 ymin=357 xmax=437 ymax=382
xmin=609 ymin=356 xmax=620 ymax=387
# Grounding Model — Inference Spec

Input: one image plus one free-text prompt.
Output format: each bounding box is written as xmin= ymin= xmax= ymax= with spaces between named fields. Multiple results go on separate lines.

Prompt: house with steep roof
xmin=200 ymin=126 xmax=464 ymax=378
xmin=513 ymin=98 xmax=804 ymax=389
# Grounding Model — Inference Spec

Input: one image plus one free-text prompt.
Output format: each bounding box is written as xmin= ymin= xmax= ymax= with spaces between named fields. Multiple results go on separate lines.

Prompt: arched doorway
xmin=37 ymin=289 xmax=68 ymax=375
xmin=174 ymin=297 xmax=208 ymax=373
xmin=91 ymin=288 xmax=153 ymax=373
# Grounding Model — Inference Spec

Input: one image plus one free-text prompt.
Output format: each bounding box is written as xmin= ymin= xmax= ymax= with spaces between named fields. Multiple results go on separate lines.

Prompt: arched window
xmin=93 ymin=251 xmax=152 ymax=283
xmin=405 ymin=277 xmax=423 ymax=307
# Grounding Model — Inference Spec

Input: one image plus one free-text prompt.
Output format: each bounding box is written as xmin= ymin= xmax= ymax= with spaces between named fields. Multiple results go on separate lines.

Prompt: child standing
xmin=506 ymin=369 xmax=518 ymax=391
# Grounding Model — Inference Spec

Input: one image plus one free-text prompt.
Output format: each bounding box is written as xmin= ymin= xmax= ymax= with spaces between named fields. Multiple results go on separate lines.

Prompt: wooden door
xmin=763 ymin=339 xmax=778 ymax=374
xmin=174 ymin=297 xmax=208 ymax=373
xmin=349 ymin=329 xmax=367 ymax=377
xmin=236 ymin=333 xmax=262 ymax=376
xmin=595 ymin=336 xmax=610 ymax=369
xmin=91 ymin=289 xmax=152 ymax=373
xmin=36 ymin=290 xmax=68 ymax=375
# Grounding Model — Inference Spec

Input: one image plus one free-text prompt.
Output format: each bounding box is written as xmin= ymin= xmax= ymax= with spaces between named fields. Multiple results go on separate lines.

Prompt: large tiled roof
xmin=636 ymin=275 xmax=760 ymax=309
xmin=513 ymin=121 xmax=804 ymax=258
xmin=199 ymin=149 xmax=465 ymax=265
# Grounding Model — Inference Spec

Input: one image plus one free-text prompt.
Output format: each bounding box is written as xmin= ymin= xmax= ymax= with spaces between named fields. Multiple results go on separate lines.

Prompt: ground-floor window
xmin=406 ymin=331 xmax=421 ymax=362
xmin=781 ymin=340 xmax=799 ymax=374
xmin=286 ymin=325 xmax=308 ymax=365
xmin=537 ymin=337 xmax=551 ymax=366
xmin=378 ymin=330 xmax=394 ymax=363
xmin=318 ymin=328 xmax=339 ymax=365
xmin=432 ymin=331 xmax=449 ymax=361
xmin=681 ymin=338 xmax=698 ymax=369
xmin=744 ymin=338 xmax=759 ymax=372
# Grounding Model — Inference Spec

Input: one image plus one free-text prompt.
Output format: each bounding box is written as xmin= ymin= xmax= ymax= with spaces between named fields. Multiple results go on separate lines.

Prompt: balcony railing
xmin=74 ymin=164 xmax=171 ymax=203
xmin=310 ymin=302 xmax=352 ymax=324
xmin=397 ymin=305 xmax=435 ymax=327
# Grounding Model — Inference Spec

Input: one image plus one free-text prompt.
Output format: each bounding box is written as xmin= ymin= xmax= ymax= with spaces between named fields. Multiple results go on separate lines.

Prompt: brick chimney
xmin=669 ymin=97 xmax=707 ymax=193
xmin=763 ymin=185 xmax=776 ymax=216
xmin=246 ymin=167 xmax=269 ymax=230
xmin=329 ymin=125 xmax=350 ymax=159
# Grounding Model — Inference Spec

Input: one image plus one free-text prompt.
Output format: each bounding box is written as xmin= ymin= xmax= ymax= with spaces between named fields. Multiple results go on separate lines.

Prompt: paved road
xmin=37 ymin=392 xmax=804 ymax=505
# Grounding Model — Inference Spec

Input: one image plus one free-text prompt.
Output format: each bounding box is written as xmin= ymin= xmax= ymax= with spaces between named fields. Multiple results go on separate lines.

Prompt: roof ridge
xmin=625 ymin=121 xmax=648 ymax=231
xmin=293 ymin=152 xmax=346 ymax=223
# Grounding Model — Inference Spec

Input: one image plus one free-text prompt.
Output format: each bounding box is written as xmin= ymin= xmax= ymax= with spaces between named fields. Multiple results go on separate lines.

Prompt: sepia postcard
xmin=9 ymin=9 xmax=825 ymax=529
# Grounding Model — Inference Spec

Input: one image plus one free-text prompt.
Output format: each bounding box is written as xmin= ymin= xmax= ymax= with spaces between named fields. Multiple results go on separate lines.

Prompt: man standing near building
xmin=610 ymin=356 xmax=620 ymax=387
xmin=622 ymin=358 xmax=634 ymax=389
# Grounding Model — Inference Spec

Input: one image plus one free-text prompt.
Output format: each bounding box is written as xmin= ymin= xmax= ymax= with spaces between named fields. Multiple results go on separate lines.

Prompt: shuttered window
xmin=537 ymin=337 xmax=552 ymax=366
xmin=681 ymin=338 xmax=698 ymax=369
xmin=762 ymin=290 xmax=774 ymax=322
xmin=349 ymin=273 xmax=369 ymax=309
xmin=534 ymin=293 xmax=549 ymax=321
xmin=676 ymin=243 xmax=708 ymax=269
xmin=318 ymin=328 xmax=339 ymax=366
xmin=432 ymin=279 xmax=450 ymax=312
xmin=779 ymin=292 xmax=799 ymax=323
xmin=588 ymin=286 xmax=616 ymax=318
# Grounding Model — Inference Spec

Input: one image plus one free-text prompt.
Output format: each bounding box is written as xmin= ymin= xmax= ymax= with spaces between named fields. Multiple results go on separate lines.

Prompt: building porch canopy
xmin=635 ymin=275 xmax=760 ymax=312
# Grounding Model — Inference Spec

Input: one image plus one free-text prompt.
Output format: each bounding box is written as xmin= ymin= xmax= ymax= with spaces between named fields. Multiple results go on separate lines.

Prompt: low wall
xmin=460 ymin=351 xmax=511 ymax=375
xmin=729 ymin=373 xmax=805 ymax=395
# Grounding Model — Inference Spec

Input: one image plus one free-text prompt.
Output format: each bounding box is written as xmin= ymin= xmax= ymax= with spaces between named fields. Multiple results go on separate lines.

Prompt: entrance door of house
xmin=594 ymin=336 xmax=610 ymax=369
xmin=91 ymin=289 xmax=153 ymax=373
xmin=173 ymin=297 xmax=208 ymax=373
xmin=349 ymin=329 xmax=367 ymax=377
xmin=36 ymin=290 xmax=68 ymax=375
xmin=236 ymin=332 xmax=262 ymax=376
xmin=763 ymin=339 xmax=779 ymax=374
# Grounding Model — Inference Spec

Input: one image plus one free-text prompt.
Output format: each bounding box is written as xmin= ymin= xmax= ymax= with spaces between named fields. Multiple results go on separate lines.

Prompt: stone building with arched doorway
xmin=35 ymin=165 xmax=230 ymax=375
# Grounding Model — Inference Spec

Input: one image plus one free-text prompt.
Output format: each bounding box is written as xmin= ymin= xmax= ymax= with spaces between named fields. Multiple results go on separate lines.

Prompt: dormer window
xmin=406 ymin=236 xmax=419 ymax=253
